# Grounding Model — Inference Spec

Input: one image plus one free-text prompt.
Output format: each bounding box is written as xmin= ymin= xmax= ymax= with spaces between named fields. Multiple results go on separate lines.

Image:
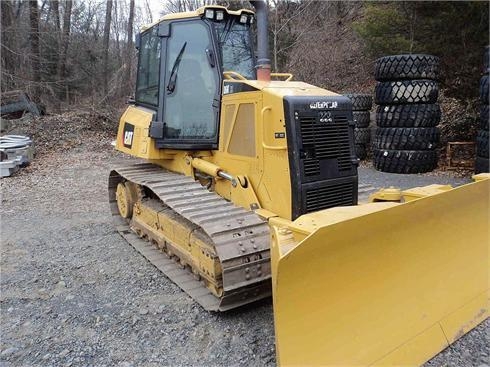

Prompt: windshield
xmin=215 ymin=19 xmax=255 ymax=79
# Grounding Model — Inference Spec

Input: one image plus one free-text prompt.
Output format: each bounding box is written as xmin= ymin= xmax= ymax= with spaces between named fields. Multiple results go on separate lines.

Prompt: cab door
xmin=158 ymin=20 xmax=221 ymax=150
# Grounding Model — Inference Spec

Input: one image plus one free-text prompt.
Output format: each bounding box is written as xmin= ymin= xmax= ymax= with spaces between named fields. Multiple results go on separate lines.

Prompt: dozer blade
xmin=270 ymin=179 xmax=489 ymax=366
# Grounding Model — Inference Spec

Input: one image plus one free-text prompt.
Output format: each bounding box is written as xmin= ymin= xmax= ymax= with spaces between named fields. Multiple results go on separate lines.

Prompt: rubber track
xmin=481 ymin=105 xmax=489 ymax=131
xmin=476 ymin=130 xmax=489 ymax=158
xmin=344 ymin=93 xmax=372 ymax=110
xmin=480 ymin=75 xmax=489 ymax=104
xmin=375 ymin=80 xmax=439 ymax=105
xmin=353 ymin=111 xmax=370 ymax=128
xmin=354 ymin=127 xmax=370 ymax=144
xmin=374 ymin=127 xmax=439 ymax=150
xmin=475 ymin=156 xmax=490 ymax=174
xmin=373 ymin=149 xmax=438 ymax=174
xmin=376 ymin=103 xmax=441 ymax=128
xmin=375 ymin=54 xmax=439 ymax=81
xmin=109 ymin=163 xmax=272 ymax=311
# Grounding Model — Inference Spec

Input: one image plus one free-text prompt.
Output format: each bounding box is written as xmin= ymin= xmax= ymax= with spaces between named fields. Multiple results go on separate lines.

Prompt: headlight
xmin=216 ymin=11 xmax=224 ymax=21
xmin=205 ymin=9 xmax=214 ymax=19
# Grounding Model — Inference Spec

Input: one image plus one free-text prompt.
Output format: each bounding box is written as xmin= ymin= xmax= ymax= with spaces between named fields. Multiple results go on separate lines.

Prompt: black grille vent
xmin=305 ymin=181 xmax=354 ymax=213
xmin=299 ymin=114 xmax=352 ymax=176
xmin=283 ymin=96 xmax=358 ymax=220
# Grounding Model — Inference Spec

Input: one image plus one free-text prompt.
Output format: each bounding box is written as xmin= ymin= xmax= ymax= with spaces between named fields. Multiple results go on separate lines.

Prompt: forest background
xmin=1 ymin=0 xmax=488 ymax=142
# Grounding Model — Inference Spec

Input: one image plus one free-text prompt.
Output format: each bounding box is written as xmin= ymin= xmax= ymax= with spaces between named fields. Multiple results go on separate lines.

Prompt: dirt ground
xmin=1 ymin=114 xmax=488 ymax=366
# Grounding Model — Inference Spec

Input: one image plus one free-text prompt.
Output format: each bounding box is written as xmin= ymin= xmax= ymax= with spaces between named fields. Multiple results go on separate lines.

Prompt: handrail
xmin=271 ymin=73 xmax=293 ymax=81
xmin=261 ymin=106 xmax=287 ymax=150
xmin=223 ymin=71 xmax=293 ymax=82
xmin=223 ymin=71 xmax=248 ymax=80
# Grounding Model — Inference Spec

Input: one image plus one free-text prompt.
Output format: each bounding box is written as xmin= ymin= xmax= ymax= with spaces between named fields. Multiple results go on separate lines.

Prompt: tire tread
xmin=374 ymin=127 xmax=439 ymax=150
xmin=373 ymin=149 xmax=438 ymax=174
xmin=375 ymin=54 xmax=440 ymax=81
xmin=376 ymin=104 xmax=441 ymax=127
xmin=375 ymin=80 xmax=439 ymax=105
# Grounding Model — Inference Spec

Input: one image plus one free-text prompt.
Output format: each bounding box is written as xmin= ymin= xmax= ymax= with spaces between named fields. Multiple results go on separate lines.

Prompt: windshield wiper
xmin=166 ymin=42 xmax=187 ymax=94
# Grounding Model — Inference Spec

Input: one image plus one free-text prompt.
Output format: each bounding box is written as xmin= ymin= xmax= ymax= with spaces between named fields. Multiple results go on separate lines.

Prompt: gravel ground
xmin=1 ymin=117 xmax=488 ymax=366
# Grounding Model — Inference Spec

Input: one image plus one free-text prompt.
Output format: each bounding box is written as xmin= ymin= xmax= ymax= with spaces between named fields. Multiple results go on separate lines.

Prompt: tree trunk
xmin=1 ymin=0 xmax=15 ymax=91
xmin=125 ymin=0 xmax=135 ymax=92
xmin=50 ymin=0 xmax=60 ymax=80
xmin=52 ymin=0 xmax=60 ymax=30
xmin=29 ymin=0 xmax=41 ymax=102
xmin=102 ymin=0 xmax=113 ymax=99
xmin=145 ymin=0 xmax=153 ymax=23
xmin=57 ymin=0 xmax=72 ymax=97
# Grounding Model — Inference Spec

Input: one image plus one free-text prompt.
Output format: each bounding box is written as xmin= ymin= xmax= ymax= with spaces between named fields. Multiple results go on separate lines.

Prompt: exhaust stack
xmin=251 ymin=0 xmax=271 ymax=82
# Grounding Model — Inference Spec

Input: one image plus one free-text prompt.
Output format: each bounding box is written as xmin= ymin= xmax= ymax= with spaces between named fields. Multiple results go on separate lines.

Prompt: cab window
xmin=136 ymin=27 xmax=161 ymax=106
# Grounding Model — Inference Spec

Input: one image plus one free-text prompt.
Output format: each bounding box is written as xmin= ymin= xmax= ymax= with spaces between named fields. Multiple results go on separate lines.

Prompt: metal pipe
xmin=251 ymin=0 xmax=271 ymax=82
xmin=217 ymin=171 xmax=234 ymax=181
xmin=191 ymin=157 xmax=237 ymax=186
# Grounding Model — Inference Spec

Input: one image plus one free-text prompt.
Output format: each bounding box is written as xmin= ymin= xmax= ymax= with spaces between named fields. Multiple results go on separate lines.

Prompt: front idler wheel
xmin=116 ymin=182 xmax=136 ymax=218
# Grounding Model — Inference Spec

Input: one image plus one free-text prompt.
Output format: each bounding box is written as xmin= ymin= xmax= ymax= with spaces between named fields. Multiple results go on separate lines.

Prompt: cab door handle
xmin=206 ymin=48 xmax=215 ymax=68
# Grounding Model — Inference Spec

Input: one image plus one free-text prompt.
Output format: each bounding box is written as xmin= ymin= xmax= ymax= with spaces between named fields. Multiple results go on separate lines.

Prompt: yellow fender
xmin=270 ymin=178 xmax=489 ymax=366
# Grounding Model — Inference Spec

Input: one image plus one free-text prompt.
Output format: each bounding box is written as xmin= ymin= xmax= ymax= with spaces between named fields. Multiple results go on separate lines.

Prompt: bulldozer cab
xmin=135 ymin=7 xmax=256 ymax=150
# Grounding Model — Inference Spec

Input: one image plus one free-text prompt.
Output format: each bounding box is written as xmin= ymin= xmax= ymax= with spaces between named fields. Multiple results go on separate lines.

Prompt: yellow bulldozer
xmin=109 ymin=2 xmax=489 ymax=365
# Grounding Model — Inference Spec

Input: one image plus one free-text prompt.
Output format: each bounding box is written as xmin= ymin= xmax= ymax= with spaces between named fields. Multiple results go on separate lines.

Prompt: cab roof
xmin=141 ymin=5 xmax=255 ymax=32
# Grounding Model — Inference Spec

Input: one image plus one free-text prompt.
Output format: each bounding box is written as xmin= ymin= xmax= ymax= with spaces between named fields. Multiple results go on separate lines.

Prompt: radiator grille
xmin=299 ymin=114 xmax=352 ymax=176
xmin=305 ymin=181 xmax=354 ymax=213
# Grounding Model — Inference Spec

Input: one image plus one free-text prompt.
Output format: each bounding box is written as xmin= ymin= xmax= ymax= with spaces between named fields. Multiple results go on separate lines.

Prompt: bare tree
xmin=57 ymin=0 xmax=72 ymax=98
xmin=1 ymin=0 xmax=16 ymax=90
xmin=163 ymin=0 xmax=213 ymax=14
xmin=125 ymin=0 xmax=135 ymax=91
xmin=144 ymin=0 xmax=153 ymax=23
xmin=29 ymin=0 xmax=41 ymax=102
xmin=51 ymin=0 xmax=61 ymax=30
xmin=269 ymin=0 xmax=313 ymax=72
xmin=102 ymin=0 xmax=113 ymax=98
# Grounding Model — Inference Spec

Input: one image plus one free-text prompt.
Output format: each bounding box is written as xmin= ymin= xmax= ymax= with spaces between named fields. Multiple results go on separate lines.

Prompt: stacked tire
xmin=344 ymin=93 xmax=372 ymax=160
xmin=476 ymin=46 xmax=489 ymax=173
xmin=373 ymin=54 xmax=441 ymax=174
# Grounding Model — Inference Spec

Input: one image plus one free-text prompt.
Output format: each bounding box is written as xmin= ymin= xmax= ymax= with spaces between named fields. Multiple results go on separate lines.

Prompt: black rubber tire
xmin=481 ymin=105 xmax=489 ymax=131
xmin=355 ymin=144 xmax=367 ymax=160
xmin=476 ymin=130 xmax=489 ymax=158
xmin=480 ymin=75 xmax=489 ymax=104
xmin=375 ymin=54 xmax=440 ymax=81
xmin=374 ymin=127 xmax=439 ymax=151
xmin=475 ymin=156 xmax=490 ymax=173
xmin=375 ymin=80 xmax=439 ymax=105
xmin=376 ymin=103 xmax=441 ymax=128
xmin=354 ymin=127 xmax=370 ymax=144
xmin=373 ymin=149 xmax=438 ymax=174
xmin=353 ymin=111 xmax=370 ymax=128
xmin=344 ymin=94 xmax=373 ymax=110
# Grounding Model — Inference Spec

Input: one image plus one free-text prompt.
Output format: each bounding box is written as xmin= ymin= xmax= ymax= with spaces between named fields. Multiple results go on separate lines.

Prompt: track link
xmin=109 ymin=163 xmax=271 ymax=311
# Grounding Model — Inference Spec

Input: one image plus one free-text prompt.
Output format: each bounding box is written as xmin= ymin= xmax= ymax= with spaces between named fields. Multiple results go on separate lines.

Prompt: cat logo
xmin=124 ymin=131 xmax=133 ymax=145
xmin=123 ymin=122 xmax=135 ymax=148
